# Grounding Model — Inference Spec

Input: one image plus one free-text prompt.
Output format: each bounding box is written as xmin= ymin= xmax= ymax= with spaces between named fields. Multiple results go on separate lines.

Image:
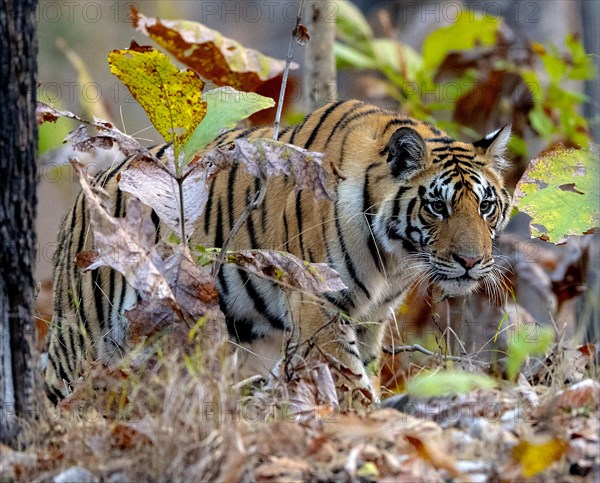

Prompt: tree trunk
xmin=0 ymin=0 xmax=38 ymax=447
xmin=303 ymin=1 xmax=337 ymax=112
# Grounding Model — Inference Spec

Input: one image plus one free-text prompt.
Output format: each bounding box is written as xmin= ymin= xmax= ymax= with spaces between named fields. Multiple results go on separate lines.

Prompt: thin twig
xmin=273 ymin=0 xmax=305 ymax=140
xmin=211 ymin=2 xmax=305 ymax=278
xmin=382 ymin=343 xmax=491 ymax=368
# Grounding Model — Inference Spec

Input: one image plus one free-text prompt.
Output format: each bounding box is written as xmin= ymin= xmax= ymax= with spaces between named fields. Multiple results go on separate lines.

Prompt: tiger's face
xmin=374 ymin=125 xmax=512 ymax=296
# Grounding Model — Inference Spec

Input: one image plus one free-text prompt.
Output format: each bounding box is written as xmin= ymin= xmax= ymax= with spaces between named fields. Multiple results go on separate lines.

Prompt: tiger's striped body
xmin=45 ymin=100 xmax=511 ymax=403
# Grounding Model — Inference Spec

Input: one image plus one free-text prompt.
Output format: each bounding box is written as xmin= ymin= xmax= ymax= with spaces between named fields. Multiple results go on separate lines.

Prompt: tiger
xmin=44 ymin=99 xmax=512 ymax=404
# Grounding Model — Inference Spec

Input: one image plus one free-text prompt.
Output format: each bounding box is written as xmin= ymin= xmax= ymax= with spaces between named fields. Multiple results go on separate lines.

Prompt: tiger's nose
xmin=452 ymin=253 xmax=482 ymax=269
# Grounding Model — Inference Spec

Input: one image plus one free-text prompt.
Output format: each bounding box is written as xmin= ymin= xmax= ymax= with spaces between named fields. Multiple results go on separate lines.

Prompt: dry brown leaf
xmin=109 ymin=422 xmax=151 ymax=450
xmin=551 ymin=379 xmax=600 ymax=411
xmin=73 ymin=162 xmax=173 ymax=300
xmin=227 ymin=250 xmax=347 ymax=294
xmin=404 ymin=434 xmax=463 ymax=478
xmin=201 ymin=138 xmax=336 ymax=201
xmin=255 ymin=456 xmax=310 ymax=482
xmin=119 ymin=155 xmax=212 ymax=240
xmin=58 ymin=362 xmax=130 ymax=416
xmin=295 ymin=24 xmax=310 ymax=46
xmin=126 ymin=248 xmax=222 ymax=343
xmin=37 ymin=102 xmax=159 ymax=161
xmin=130 ymin=6 xmax=293 ymax=91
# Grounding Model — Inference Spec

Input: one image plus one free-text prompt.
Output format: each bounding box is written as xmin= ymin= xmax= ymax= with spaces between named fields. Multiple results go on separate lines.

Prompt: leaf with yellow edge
xmin=130 ymin=6 xmax=293 ymax=91
xmin=514 ymin=145 xmax=599 ymax=243
xmin=512 ymin=437 xmax=569 ymax=477
xmin=108 ymin=41 xmax=207 ymax=147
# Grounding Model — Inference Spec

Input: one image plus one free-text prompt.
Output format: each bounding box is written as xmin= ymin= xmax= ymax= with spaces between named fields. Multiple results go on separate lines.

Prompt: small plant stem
xmin=177 ymin=176 xmax=186 ymax=243
xmin=212 ymin=2 xmax=304 ymax=277
xmin=382 ymin=343 xmax=491 ymax=368
xmin=273 ymin=0 xmax=305 ymax=141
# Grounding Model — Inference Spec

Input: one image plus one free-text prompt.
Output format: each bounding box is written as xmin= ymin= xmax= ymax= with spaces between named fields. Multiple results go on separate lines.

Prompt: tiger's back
xmin=46 ymin=100 xmax=511 ymax=402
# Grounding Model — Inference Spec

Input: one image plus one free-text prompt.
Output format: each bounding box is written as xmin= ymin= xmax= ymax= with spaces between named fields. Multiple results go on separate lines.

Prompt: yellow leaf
xmin=512 ymin=437 xmax=568 ymax=477
xmin=108 ymin=41 xmax=207 ymax=146
xmin=356 ymin=462 xmax=379 ymax=477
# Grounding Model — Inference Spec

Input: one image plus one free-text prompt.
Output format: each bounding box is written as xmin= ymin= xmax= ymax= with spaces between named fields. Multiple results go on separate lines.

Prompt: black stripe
xmin=323 ymin=291 xmax=354 ymax=312
xmin=256 ymin=177 xmax=267 ymax=233
xmin=334 ymin=202 xmax=371 ymax=299
xmin=227 ymin=162 xmax=239 ymax=232
xmin=223 ymin=314 xmax=256 ymax=344
xmin=295 ymin=191 xmax=305 ymax=258
xmin=114 ymin=197 xmax=129 ymax=342
xmin=304 ymin=100 xmax=346 ymax=149
xmin=214 ymin=199 xmax=224 ymax=247
xmin=290 ymin=108 xmax=318 ymax=144
xmin=338 ymin=128 xmax=353 ymax=170
xmin=425 ymin=137 xmax=455 ymax=144
xmin=424 ymin=123 xmax=442 ymax=136
xmin=363 ymin=164 xmax=384 ymax=272
xmin=91 ymin=268 xmax=106 ymax=356
xmin=283 ymin=211 xmax=290 ymax=252
xmin=49 ymin=349 xmax=71 ymax=394
xmin=155 ymin=143 xmax=172 ymax=159
xmin=278 ymin=125 xmax=293 ymax=137
xmin=324 ymin=102 xmax=364 ymax=147
xmin=338 ymin=108 xmax=383 ymax=134
xmin=213 ymin=130 xmax=234 ymax=145
xmin=392 ymin=186 xmax=409 ymax=219
xmin=204 ymin=176 xmax=217 ymax=235
xmin=74 ymin=196 xmax=88 ymax=356
xmin=238 ymin=270 xmax=286 ymax=331
xmin=245 ymin=187 xmax=259 ymax=247
xmin=98 ymin=156 xmax=129 ymax=188
xmin=150 ymin=209 xmax=160 ymax=243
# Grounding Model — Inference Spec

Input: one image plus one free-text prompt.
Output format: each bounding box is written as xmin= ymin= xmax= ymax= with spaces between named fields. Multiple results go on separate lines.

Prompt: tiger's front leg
xmin=292 ymin=298 xmax=378 ymax=409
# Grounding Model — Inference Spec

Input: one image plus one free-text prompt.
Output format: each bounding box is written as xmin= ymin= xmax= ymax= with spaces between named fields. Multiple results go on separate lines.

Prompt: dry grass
xmin=2 ymin=326 xmax=598 ymax=482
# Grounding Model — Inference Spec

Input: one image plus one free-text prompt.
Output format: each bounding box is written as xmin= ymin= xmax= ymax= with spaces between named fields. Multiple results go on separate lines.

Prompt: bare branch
xmin=382 ymin=343 xmax=491 ymax=368
xmin=273 ymin=0 xmax=306 ymax=140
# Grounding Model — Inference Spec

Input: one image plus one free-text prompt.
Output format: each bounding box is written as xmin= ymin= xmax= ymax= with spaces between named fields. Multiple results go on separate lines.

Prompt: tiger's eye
xmin=480 ymin=200 xmax=492 ymax=212
xmin=431 ymin=200 xmax=446 ymax=214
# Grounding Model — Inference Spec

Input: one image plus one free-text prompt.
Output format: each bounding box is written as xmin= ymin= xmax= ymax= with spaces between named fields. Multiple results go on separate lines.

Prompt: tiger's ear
xmin=387 ymin=127 xmax=428 ymax=178
xmin=473 ymin=124 xmax=511 ymax=170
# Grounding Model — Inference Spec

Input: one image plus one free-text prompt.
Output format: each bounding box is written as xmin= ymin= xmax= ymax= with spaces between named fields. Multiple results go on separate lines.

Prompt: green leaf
xmin=565 ymin=34 xmax=597 ymax=80
xmin=108 ymin=42 xmax=207 ymax=147
xmin=514 ymin=146 xmax=599 ymax=243
xmin=528 ymin=106 xmax=554 ymax=137
xmin=407 ymin=370 xmax=496 ymax=397
xmin=372 ymin=39 xmax=423 ymax=80
xmin=334 ymin=42 xmax=377 ymax=70
xmin=183 ymin=86 xmax=274 ymax=164
xmin=535 ymin=43 xmax=568 ymax=84
xmin=508 ymin=134 xmax=528 ymax=157
xmin=506 ymin=325 xmax=554 ymax=381
xmin=333 ymin=0 xmax=373 ymax=45
xmin=38 ymin=117 xmax=74 ymax=156
xmin=422 ymin=11 xmax=500 ymax=73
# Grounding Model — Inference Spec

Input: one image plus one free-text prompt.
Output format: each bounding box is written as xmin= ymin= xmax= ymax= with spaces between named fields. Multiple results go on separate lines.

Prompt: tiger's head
xmin=373 ymin=123 xmax=512 ymax=296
